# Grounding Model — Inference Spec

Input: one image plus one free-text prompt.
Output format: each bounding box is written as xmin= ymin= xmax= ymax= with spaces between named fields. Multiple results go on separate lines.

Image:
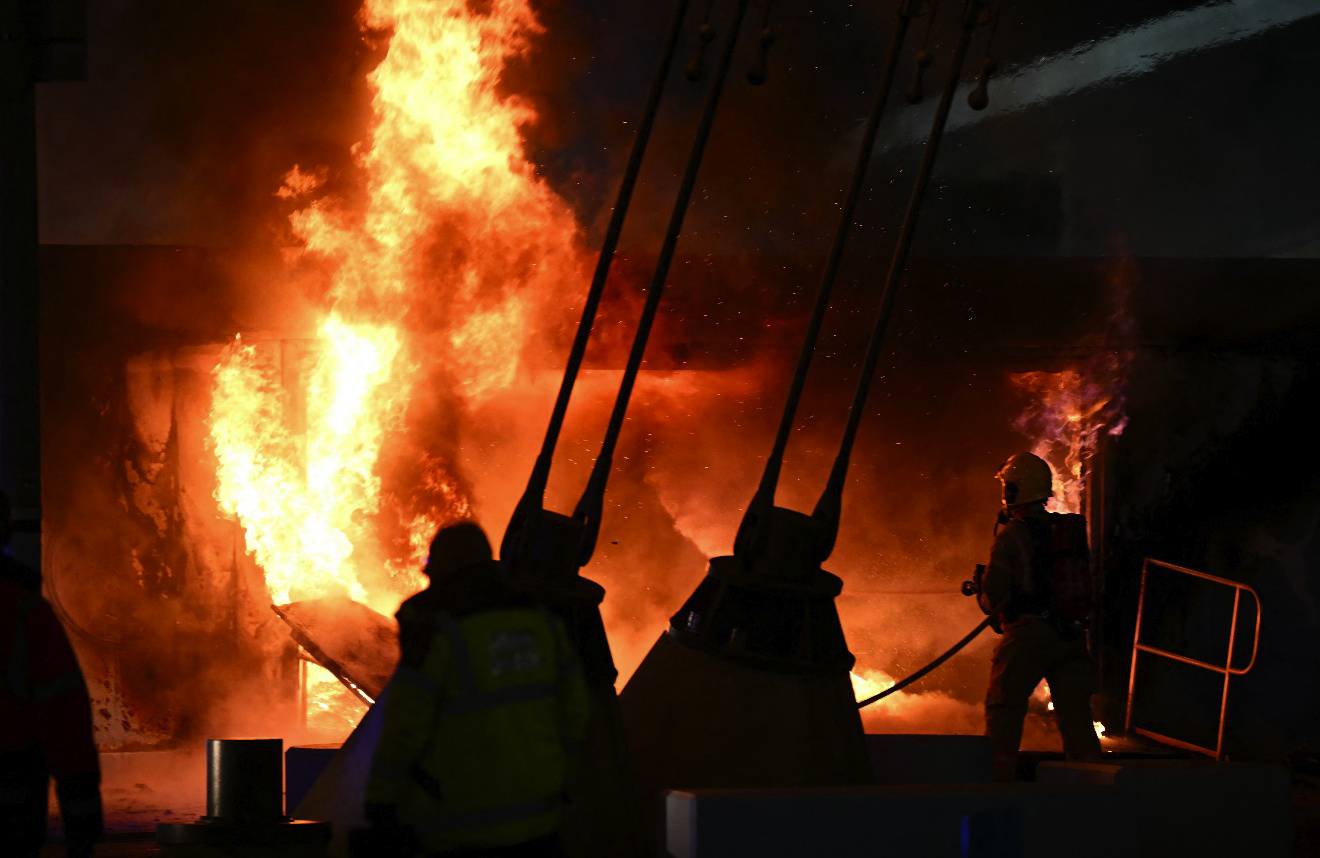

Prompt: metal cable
xmin=573 ymin=0 xmax=755 ymax=565
xmin=812 ymin=0 xmax=987 ymax=561
xmin=857 ymin=612 xmax=995 ymax=708
xmin=501 ymin=0 xmax=693 ymax=562
xmin=734 ymin=0 xmax=926 ymax=560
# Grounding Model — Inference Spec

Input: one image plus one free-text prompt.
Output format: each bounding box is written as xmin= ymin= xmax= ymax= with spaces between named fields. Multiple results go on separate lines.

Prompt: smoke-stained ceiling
xmin=36 ymin=0 xmax=1320 ymax=259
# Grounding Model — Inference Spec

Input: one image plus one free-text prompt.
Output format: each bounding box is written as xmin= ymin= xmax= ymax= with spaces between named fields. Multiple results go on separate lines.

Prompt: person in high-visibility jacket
xmin=1 ymin=490 xmax=103 ymax=858
xmin=365 ymin=521 xmax=590 ymax=857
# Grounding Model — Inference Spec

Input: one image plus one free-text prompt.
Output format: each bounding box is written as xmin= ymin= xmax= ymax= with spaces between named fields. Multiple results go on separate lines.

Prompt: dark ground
xmin=35 ymin=744 xmax=1320 ymax=857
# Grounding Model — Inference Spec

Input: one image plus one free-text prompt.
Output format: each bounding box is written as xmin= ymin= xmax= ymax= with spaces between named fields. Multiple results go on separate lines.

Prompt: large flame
xmin=999 ymin=302 xmax=1132 ymax=743
xmin=209 ymin=0 xmax=584 ymax=614
xmin=1011 ymin=351 xmax=1130 ymax=514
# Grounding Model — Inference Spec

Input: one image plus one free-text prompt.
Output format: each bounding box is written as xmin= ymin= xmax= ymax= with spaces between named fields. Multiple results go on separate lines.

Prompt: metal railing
xmin=1125 ymin=558 xmax=1261 ymax=760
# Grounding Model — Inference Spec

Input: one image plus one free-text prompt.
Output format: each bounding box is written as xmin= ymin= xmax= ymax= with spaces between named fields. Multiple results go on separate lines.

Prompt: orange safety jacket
xmin=0 ymin=577 xmax=103 ymax=839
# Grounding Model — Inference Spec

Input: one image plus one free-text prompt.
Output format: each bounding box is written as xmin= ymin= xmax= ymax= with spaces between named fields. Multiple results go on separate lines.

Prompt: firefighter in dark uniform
xmin=975 ymin=453 xmax=1102 ymax=781
xmin=1 ymin=491 xmax=103 ymax=857
xmin=364 ymin=521 xmax=590 ymax=857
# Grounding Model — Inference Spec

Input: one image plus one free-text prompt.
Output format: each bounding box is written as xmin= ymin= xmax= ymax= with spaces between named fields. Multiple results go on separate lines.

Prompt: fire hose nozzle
xmin=961 ymin=563 xmax=986 ymax=596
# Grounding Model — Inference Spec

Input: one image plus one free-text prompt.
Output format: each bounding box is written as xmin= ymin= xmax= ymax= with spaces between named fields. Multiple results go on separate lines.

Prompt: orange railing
xmin=1125 ymin=559 xmax=1261 ymax=760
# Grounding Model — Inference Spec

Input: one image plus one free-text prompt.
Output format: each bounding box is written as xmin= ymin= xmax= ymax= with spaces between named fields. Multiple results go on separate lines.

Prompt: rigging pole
xmin=620 ymin=0 xmax=998 ymax=815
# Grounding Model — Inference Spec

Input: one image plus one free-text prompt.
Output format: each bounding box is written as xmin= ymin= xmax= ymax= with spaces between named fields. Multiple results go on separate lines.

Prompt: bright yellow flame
xmin=1011 ymin=366 xmax=1127 ymax=514
xmin=207 ymin=0 xmax=585 ymax=629
xmin=304 ymin=662 xmax=368 ymax=736
xmin=1036 ymin=685 xmax=1106 ymax=740
xmin=851 ymin=669 xmax=897 ymax=702
xmin=211 ymin=336 xmax=369 ymax=605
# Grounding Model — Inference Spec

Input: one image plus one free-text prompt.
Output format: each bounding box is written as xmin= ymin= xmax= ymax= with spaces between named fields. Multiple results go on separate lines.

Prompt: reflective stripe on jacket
xmin=366 ymin=606 xmax=589 ymax=852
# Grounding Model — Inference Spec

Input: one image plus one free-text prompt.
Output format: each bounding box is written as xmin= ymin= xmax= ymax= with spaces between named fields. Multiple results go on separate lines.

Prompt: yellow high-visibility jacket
xmin=366 ymin=605 xmax=590 ymax=852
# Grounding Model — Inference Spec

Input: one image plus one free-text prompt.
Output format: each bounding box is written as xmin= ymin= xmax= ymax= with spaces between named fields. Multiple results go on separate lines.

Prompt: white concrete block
xmin=665 ymin=783 xmax=1138 ymax=858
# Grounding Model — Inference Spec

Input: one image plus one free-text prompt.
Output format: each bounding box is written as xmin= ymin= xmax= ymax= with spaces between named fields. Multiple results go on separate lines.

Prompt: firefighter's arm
xmin=365 ymin=633 xmax=449 ymax=807
xmin=29 ymin=600 xmax=103 ymax=849
xmin=977 ymin=526 xmax=1020 ymax=618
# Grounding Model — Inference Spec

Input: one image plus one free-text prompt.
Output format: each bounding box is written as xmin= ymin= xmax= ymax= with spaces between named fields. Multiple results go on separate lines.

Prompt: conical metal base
xmin=559 ymin=685 xmax=646 ymax=858
xmin=619 ymin=550 xmax=872 ymax=830
xmin=620 ymin=631 xmax=872 ymax=795
xmin=291 ymin=685 xmax=387 ymax=857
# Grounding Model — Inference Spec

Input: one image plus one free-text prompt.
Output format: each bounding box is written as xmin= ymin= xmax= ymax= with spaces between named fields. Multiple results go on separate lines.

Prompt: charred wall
xmin=39 ymin=245 xmax=305 ymax=748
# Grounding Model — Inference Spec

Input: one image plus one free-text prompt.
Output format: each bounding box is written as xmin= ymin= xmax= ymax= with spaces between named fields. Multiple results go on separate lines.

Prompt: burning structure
xmin=3 ymin=0 xmax=1320 ymax=854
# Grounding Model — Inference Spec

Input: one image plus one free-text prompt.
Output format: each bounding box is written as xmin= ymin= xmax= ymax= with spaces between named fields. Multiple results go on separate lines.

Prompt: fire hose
xmin=502 ymin=0 xmax=756 ymax=572
xmin=735 ymin=0 xmax=996 ymax=564
xmin=807 ymin=0 xmax=991 ymax=560
xmin=500 ymin=0 xmax=692 ymax=567
xmin=856 ymin=615 xmax=995 ymax=709
xmin=856 ymin=587 xmax=1006 ymax=709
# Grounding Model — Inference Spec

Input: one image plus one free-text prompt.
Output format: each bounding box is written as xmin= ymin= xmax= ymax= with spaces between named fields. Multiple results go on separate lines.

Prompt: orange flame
xmin=851 ymin=668 xmax=988 ymax=736
xmin=850 ymin=669 xmax=897 ymax=703
xmin=1037 ymin=685 xmax=1106 ymax=741
xmin=208 ymin=0 xmax=584 ymax=619
xmin=1011 ymin=355 xmax=1129 ymax=514
xmin=1011 ymin=274 xmax=1133 ymax=512
xmin=304 ymin=661 xmax=368 ymax=736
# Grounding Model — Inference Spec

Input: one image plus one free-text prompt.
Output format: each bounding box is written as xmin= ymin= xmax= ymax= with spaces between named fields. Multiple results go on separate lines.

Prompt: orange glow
xmin=852 ymin=667 xmax=987 ymax=736
xmin=850 ymin=669 xmax=896 ymax=702
xmin=1011 ymin=361 xmax=1128 ymax=514
xmin=207 ymin=0 xmax=586 ymax=727
xmin=211 ymin=332 xmax=375 ymax=606
xmin=304 ymin=661 xmax=368 ymax=737
xmin=1038 ymin=687 xmax=1106 ymax=740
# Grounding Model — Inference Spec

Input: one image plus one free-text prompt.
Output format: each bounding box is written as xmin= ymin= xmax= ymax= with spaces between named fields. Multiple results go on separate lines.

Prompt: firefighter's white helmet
xmin=996 ymin=452 xmax=1053 ymax=507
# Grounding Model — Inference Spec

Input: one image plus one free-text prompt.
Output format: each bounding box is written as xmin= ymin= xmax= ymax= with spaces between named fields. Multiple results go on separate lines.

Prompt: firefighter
xmin=975 ymin=453 xmax=1102 ymax=781
xmin=0 ymin=490 xmax=104 ymax=857
xmin=363 ymin=521 xmax=590 ymax=857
